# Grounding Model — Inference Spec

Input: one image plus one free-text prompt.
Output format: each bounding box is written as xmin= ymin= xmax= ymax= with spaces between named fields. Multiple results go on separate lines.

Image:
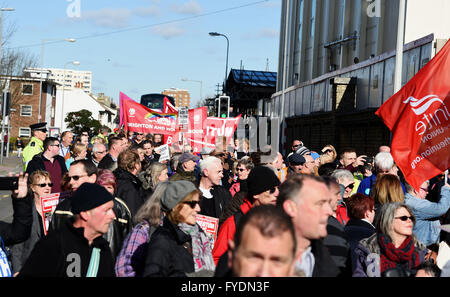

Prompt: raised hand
xmin=12 ymin=172 xmax=28 ymax=199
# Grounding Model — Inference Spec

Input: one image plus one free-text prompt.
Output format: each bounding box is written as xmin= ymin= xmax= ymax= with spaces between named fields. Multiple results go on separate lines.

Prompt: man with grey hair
xmin=357 ymin=151 xmax=405 ymax=196
xmin=90 ymin=142 xmax=107 ymax=167
xmin=331 ymin=169 xmax=355 ymax=225
xmin=198 ymin=156 xmax=232 ymax=219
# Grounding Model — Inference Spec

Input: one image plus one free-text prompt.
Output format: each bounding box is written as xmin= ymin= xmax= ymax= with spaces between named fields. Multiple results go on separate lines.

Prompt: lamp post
xmin=208 ymin=32 xmax=229 ymax=93
xmin=39 ymin=38 xmax=76 ymax=123
xmin=181 ymin=78 xmax=202 ymax=105
xmin=0 ymin=8 xmax=14 ymax=68
xmin=0 ymin=8 xmax=14 ymax=164
xmin=61 ymin=61 xmax=80 ymax=130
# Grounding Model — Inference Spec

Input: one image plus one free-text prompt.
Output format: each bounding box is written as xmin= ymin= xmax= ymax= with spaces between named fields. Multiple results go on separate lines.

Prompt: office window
xmin=20 ymin=105 xmax=32 ymax=117
xmin=19 ymin=128 xmax=31 ymax=137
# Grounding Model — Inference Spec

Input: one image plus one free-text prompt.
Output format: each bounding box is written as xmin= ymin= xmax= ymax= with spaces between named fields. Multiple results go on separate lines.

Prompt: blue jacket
xmin=404 ymin=186 xmax=450 ymax=246
xmin=357 ymin=174 xmax=406 ymax=196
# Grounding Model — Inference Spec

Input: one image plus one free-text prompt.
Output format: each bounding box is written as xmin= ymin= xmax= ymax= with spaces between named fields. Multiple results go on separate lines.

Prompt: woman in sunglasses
xmin=229 ymin=158 xmax=254 ymax=198
xmin=353 ymin=202 xmax=427 ymax=277
xmin=143 ymin=180 xmax=215 ymax=277
xmin=10 ymin=170 xmax=53 ymax=274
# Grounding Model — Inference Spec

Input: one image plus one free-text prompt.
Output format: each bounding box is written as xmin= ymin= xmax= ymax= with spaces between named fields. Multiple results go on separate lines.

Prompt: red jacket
xmin=212 ymin=197 xmax=253 ymax=265
xmin=336 ymin=203 xmax=349 ymax=225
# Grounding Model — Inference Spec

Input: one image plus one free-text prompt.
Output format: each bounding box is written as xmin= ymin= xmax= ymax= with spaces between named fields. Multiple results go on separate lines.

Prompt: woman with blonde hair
xmin=139 ymin=162 xmax=169 ymax=198
xmin=321 ymin=144 xmax=337 ymax=163
xmin=65 ymin=143 xmax=88 ymax=170
xmin=371 ymin=174 xmax=404 ymax=207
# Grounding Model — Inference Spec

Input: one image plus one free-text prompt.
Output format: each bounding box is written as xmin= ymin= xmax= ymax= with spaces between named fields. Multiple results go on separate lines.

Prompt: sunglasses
xmin=420 ymin=187 xmax=429 ymax=193
xmin=345 ymin=183 xmax=355 ymax=190
xmin=269 ymin=186 xmax=278 ymax=194
xmin=237 ymin=168 xmax=246 ymax=172
xmin=322 ymin=149 xmax=333 ymax=154
xmin=183 ymin=200 xmax=201 ymax=209
xmin=395 ymin=216 xmax=414 ymax=222
xmin=292 ymin=145 xmax=300 ymax=148
xmin=68 ymin=174 xmax=88 ymax=181
xmin=33 ymin=183 xmax=53 ymax=188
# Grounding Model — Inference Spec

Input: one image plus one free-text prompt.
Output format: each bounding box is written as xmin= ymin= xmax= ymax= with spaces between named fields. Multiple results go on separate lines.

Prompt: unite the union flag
xmin=375 ymin=40 xmax=450 ymax=191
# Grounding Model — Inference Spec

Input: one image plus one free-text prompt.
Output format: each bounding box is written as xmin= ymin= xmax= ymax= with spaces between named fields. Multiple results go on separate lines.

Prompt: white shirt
xmin=199 ymin=186 xmax=213 ymax=199
xmin=295 ymin=247 xmax=315 ymax=277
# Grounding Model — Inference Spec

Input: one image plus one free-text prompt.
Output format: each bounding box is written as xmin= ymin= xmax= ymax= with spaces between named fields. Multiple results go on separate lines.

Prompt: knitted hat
xmin=161 ymin=180 xmax=197 ymax=212
xmin=246 ymin=166 xmax=280 ymax=196
xmin=71 ymin=183 xmax=114 ymax=214
xmin=295 ymin=145 xmax=311 ymax=156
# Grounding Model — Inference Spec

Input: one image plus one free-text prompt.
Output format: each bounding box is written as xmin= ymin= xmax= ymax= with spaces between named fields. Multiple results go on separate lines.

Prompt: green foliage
xmin=65 ymin=109 xmax=102 ymax=136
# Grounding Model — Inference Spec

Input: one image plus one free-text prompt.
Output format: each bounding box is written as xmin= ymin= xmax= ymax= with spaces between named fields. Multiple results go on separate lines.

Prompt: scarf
xmin=378 ymin=233 xmax=421 ymax=274
xmin=178 ymin=223 xmax=216 ymax=272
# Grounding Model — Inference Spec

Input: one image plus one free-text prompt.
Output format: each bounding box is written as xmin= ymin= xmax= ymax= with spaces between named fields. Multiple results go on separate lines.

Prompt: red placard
xmin=40 ymin=192 xmax=71 ymax=235
xmin=196 ymin=214 xmax=219 ymax=247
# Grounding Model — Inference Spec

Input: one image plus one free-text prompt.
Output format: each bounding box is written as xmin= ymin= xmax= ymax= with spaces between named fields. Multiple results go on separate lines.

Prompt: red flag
xmin=120 ymin=93 xmax=177 ymax=136
xmin=375 ymin=40 xmax=450 ymax=191
xmin=163 ymin=96 xmax=178 ymax=113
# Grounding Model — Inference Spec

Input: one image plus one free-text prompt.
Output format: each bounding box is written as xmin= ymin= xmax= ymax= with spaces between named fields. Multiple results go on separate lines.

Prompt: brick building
xmin=162 ymin=88 xmax=190 ymax=108
xmin=1 ymin=76 xmax=58 ymax=142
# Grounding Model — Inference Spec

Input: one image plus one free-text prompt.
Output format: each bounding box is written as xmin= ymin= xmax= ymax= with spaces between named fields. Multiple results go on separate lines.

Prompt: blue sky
xmin=2 ymin=0 xmax=281 ymax=107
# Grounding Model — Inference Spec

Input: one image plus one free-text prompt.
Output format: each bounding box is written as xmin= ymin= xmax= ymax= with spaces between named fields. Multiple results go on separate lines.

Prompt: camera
xmin=0 ymin=176 xmax=19 ymax=191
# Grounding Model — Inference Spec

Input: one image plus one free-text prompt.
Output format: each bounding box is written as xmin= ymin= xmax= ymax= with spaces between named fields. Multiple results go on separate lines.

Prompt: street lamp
xmin=38 ymin=38 xmax=76 ymax=123
xmin=61 ymin=61 xmax=80 ymax=130
xmin=0 ymin=8 xmax=14 ymax=165
xmin=208 ymin=32 xmax=229 ymax=93
xmin=181 ymin=78 xmax=203 ymax=105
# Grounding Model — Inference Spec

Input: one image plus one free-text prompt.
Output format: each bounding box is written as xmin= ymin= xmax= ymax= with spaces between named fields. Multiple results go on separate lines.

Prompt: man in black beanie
xmin=212 ymin=166 xmax=281 ymax=266
xmin=19 ymin=183 xmax=116 ymax=277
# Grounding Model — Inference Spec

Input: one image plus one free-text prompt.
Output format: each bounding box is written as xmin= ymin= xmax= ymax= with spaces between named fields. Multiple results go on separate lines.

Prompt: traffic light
xmin=1 ymin=92 xmax=11 ymax=116
xmin=218 ymin=95 xmax=230 ymax=118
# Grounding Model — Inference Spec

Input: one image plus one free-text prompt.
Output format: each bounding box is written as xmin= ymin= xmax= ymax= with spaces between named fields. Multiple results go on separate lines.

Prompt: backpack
xmin=0 ymin=236 xmax=12 ymax=277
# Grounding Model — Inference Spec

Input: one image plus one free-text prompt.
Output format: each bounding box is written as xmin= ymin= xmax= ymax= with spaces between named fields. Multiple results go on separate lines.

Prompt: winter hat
xmin=161 ymin=180 xmax=197 ymax=212
xmin=246 ymin=166 xmax=280 ymax=197
xmin=289 ymin=153 xmax=306 ymax=165
xmin=179 ymin=152 xmax=200 ymax=164
xmin=71 ymin=183 xmax=114 ymax=214
xmin=295 ymin=145 xmax=311 ymax=156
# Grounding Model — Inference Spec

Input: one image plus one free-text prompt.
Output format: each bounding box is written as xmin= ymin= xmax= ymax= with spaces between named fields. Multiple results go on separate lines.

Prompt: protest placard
xmin=40 ymin=191 xmax=71 ymax=235
xmin=196 ymin=214 xmax=219 ymax=247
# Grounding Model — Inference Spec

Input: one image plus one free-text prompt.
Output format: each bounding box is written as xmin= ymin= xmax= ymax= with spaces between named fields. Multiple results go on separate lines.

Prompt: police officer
xmin=22 ymin=122 xmax=47 ymax=170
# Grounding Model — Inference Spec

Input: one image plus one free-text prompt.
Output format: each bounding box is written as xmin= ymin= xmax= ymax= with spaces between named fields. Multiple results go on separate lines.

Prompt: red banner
xmin=120 ymin=92 xmax=178 ymax=136
xmin=375 ymin=40 xmax=450 ymax=191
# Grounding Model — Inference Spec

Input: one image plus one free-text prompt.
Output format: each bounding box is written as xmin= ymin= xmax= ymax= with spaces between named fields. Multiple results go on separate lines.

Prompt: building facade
xmin=270 ymin=0 xmax=449 ymax=155
xmin=26 ymin=68 xmax=92 ymax=94
xmin=162 ymin=88 xmax=190 ymax=108
xmin=2 ymin=76 xmax=58 ymax=140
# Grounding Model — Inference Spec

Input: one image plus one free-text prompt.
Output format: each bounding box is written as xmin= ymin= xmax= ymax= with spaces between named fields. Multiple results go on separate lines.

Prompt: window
xmin=19 ymin=128 xmax=31 ymax=137
xmin=20 ymin=105 xmax=32 ymax=117
xmin=22 ymin=84 xmax=33 ymax=95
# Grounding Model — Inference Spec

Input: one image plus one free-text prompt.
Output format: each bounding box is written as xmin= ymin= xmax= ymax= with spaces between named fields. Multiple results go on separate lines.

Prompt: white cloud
xmin=133 ymin=6 xmax=160 ymax=18
xmin=172 ymin=0 xmax=202 ymax=15
xmin=151 ymin=24 xmax=185 ymax=39
xmin=81 ymin=8 xmax=131 ymax=28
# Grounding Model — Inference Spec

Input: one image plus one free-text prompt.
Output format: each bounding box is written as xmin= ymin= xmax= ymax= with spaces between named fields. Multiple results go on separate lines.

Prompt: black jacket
xmin=0 ymin=194 xmax=33 ymax=246
xmin=311 ymin=239 xmax=341 ymax=277
xmin=49 ymin=195 xmax=133 ymax=260
xmin=344 ymin=219 xmax=376 ymax=272
xmin=19 ymin=218 xmax=114 ymax=277
xmin=98 ymin=153 xmax=117 ymax=171
xmin=114 ymin=167 xmax=146 ymax=217
xmin=143 ymin=217 xmax=194 ymax=277
xmin=199 ymin=185 xmax=232 ymax=219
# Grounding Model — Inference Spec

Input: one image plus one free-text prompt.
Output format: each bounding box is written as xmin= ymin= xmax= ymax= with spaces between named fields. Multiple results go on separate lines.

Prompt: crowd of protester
xmin=0 ymin=123 xmax=449 ymax=278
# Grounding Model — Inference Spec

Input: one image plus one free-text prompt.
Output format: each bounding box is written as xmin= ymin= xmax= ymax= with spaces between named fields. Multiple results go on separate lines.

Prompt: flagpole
xmin=394 ymin=0 xmax=406 ymax=93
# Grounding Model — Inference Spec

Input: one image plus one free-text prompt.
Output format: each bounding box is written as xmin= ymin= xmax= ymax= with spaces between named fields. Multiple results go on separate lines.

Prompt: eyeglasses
xmin=95 ymin=151 xmax=106 ymax=154
xmin=237 ymin=168 xmax=246 ymax=172
xmin=183 ymin=200 xmax=201 ymax=209
xmin=322 ymin=149 xmax=332 ymax=154
xmin=269 ymin=186 xmax=278 ymax=194
xmin=345 ymin=183 xmax=355 ymax=190
xmin=395 ymin=216 xmax=414 ymax=222
xmin=33 ymin=183 xmax=53 ymax=188
xmin=420 ymin=187 xmax=429 ymax=193
xmin=68 ymin=174 xmax=88 ymax=181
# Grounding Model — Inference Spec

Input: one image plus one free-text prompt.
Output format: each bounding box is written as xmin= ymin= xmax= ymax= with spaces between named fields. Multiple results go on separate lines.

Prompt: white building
xmin=54 ymin=88 xmax=117 ymax=132
xmin=47 ymin=68 xmax=92 ymax=94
